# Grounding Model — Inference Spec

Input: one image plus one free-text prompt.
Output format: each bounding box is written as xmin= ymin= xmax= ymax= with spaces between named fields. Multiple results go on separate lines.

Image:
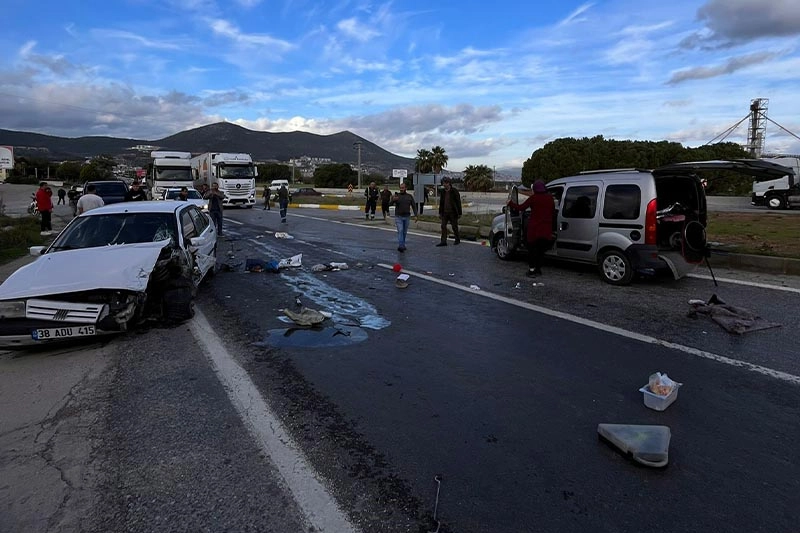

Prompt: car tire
xmin=163 ymin=286 xmax=195 ymax=322
xmin=598 ymin=249 xmax=633 ymax=286
xmin=766 ymin=194 xmax=786 ymax=209
xmin=492 ymin=233 xmax=515 ymax=261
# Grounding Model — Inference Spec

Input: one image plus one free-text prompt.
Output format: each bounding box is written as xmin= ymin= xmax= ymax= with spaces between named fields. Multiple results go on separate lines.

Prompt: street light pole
xmin=353 ymin=141 xmax=362 ymax=190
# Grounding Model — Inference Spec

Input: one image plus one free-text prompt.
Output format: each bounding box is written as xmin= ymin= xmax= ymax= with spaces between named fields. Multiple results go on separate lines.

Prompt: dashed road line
xmin=378 ymin=263 xmax=800 ymax=386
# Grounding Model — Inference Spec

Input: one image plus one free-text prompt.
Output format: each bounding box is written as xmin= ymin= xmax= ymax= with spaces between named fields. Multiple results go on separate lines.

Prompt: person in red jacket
xmin=35 ymin=182 xmax=54 ymax=235
xmin=507 ymin=180 xmax=555 ymax=277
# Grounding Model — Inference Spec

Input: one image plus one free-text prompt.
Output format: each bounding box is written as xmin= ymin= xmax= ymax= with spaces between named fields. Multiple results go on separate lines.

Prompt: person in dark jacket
xmin=379 ymin=184 xmax=392 ymax=220
xmin=124 ymin=181 xmax=147 ymax=201
xmin=436 ymin=177 xmax=462 ymax=246
xmin=204 ymin=182 xmax=225 ymax=235
xmin=57 ymin=187 xmax=66 ymax=205
xmin=364 ymin=182 xmax=379 ymax=220
xmin=277 ymin=184 xmax=290 ymax=223
xmin=389 ymin=183 xmax=418 ymax=252
xmin=507 ymin=180 xmax=555 ymax=277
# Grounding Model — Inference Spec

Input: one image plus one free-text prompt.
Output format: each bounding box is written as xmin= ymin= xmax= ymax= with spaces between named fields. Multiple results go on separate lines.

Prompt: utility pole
xmin=353 ymin=141 xmax=362 ymax=190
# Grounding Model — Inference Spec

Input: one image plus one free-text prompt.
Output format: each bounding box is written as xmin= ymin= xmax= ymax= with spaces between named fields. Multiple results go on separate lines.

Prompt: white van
xmin=269 ymin=180 xmax=289 ymax=189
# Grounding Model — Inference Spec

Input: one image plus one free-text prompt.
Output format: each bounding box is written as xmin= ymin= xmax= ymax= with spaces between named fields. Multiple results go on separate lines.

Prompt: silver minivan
xmin=490 ymin=160 xmax=792 ymax=285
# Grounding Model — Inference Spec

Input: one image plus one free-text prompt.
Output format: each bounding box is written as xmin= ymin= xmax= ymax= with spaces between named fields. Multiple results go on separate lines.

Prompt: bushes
xmin=0 ymin=215 xmax=43 ymax=261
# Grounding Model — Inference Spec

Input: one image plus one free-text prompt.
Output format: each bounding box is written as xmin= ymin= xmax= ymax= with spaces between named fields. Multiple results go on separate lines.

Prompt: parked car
xmin=82 ymin=180 xmax=129 ymax=205
xmin=162 ymin=187 xmax=208 ymax=210
xmin=293 ymin=187 xmax=323 ymax=197
xmin=490 ymin=160 xmax=790 ymax=285
xmin=0 ymin=201 xmax=217 ymax=348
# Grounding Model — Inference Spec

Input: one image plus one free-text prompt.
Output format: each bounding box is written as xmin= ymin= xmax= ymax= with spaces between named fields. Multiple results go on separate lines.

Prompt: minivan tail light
xmin=645 ymin=198 xmax=657 ymax=245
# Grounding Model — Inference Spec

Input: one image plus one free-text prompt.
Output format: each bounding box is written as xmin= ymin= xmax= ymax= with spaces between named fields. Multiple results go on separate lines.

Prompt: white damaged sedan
xmin=0 ymin=201 xmax=217 ymax=348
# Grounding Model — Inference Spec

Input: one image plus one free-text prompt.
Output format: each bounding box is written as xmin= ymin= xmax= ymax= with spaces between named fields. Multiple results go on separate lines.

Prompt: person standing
xmin=364 ymin=181 xmax=379 ymax=220
xmin=35 ymin=182 xmax=54 ymax=235
xmin=76 ymin=184 xmax=105 ymax=215
xmin=67 ymin=186 xmax=80 ymax=217
xmin=57 ymin=187 xmax=66 ymax=205
xmin=124 ymin=181 xmax=147 ymax=201
xmin=436 ymin=177 xmax=462 ymax=246
xmin=379 ymin=184 xmax=392 ymax=220
xmin=507 ymin=180 xmax=555 ymax=277
xmin=277 ymin=183 xmax=290 ymax=223
xmin=204 ymin=182 xmax=225 ymax=235
xmin=262 ymin=185 xmax=271 ymax=210
xmin=177 ymin=186 xmax=190 ymax=201
xmin=389 ymin=183 xmax=418 ymax=252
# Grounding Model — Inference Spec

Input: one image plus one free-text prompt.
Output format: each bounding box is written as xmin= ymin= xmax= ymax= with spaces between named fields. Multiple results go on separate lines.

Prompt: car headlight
xmin=0 ymin=300 xmax=26 ymax=319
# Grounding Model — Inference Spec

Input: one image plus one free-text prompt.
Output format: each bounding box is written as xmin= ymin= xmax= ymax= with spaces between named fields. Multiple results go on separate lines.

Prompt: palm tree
xmin=415 ymin=149 xmax=433 ymax=173
xmin=430 ymin=146 xmax=448 ymax=175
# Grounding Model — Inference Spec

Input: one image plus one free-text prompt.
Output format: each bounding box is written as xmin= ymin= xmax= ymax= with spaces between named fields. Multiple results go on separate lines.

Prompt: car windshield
xmin=49 ymin=212 xmax=178 ymax=250
xmin=219 ymin=165 xmax=254 ymax=178
xmin=165 ymin=189 xmax=202 ymax=200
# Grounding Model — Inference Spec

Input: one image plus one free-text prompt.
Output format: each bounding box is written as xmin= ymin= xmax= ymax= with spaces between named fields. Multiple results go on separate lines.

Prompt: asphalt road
xmin=1 ymin=197 xmax=799 ymax=532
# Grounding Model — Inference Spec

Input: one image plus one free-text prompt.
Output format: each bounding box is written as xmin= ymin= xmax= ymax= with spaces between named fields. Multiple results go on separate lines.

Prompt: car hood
xmin=0 ymin=240 xmax=171 ymax=300
xmin=653 ymin=159 xmax=794 ymax=185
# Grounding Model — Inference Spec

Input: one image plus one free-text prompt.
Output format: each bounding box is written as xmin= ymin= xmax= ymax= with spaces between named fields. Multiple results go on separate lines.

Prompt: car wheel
xmin=492 ymin=233 xmax=515 ymax=261
xmin=163 ymin=286 xmax=195 ymax=322
xmin=598 ymin=249 xmax=633 ymax=285
xmin=766 ymin=195 xmax=786 ymax=209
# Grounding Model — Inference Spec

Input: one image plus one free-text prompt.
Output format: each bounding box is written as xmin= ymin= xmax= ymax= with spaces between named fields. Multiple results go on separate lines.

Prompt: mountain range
xmin=0 ymin=122 xmax=417 ymax=175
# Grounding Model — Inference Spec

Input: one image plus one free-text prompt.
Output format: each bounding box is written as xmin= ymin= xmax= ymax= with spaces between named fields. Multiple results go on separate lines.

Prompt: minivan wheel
xmin=492 ymin=234 xmax=514 ymax=260
xmin=598 ymin=250 xmax=634 ymax=285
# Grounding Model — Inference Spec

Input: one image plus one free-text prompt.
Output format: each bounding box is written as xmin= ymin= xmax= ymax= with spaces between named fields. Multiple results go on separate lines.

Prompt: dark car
xmin=293 ymin=187 xmax=323 ymax=196
xmin=83 ymin=180 xmax=129 ymax=205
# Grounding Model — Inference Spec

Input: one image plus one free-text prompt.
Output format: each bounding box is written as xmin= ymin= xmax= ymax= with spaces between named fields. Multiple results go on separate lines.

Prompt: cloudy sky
xmin=1 ymin=0 xmax=799 ymax=171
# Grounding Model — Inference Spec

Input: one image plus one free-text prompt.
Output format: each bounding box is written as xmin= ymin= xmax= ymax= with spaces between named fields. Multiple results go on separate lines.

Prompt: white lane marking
xmin=190 ymin=309 xmax=358 ymax=533
xmin=224 ymin=217 xmax=244 ymax=225
xmin=378 ymin=264 xmax=800 ymax=386
xmin=688 ymin=273 xmax=800 ymax=294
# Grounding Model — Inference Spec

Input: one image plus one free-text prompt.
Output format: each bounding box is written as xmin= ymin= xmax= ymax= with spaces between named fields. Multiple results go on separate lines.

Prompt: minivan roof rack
xmin=578 ymin=168 xmax=649 ymax=175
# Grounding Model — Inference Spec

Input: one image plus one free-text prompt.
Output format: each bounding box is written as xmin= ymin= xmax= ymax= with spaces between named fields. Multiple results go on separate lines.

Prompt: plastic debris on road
xmin=598 ymin=424 xmax=671 ymax=468
xmin=311 ymin=262 xmax=350 ymax=272
xmin=275 ymin=232 xmax=294 ymax=239
xmin=469 ymin=284 xmax=480 ymax=290
xmin=396 ymin=273 xmax=410 ymax=288
xmin=277 ymin=253 xmax=302 ymax=269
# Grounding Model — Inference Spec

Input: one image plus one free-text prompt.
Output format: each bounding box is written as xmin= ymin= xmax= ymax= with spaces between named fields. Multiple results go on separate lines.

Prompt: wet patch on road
xmin=259 ymin=324 xmax=369 ymax=348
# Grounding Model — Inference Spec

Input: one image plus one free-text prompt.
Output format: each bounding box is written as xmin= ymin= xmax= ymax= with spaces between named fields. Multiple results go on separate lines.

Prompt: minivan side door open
xmin=554 ymin=183 xmax=600 ymax=262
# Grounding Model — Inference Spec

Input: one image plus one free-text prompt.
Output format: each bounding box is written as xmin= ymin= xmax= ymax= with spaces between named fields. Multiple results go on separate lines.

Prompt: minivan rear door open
xmin=653 ymin=159 xmax=794 ymax=185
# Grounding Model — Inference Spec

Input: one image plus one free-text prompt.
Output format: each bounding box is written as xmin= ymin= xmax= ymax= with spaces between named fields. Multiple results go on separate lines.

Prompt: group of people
xmin=261 ymin=183 xmax=291 ymax=223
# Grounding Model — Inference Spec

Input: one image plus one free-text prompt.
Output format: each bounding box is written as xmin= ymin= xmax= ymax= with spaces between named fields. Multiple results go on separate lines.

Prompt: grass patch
xmin=0 ymin=216 xmax=44 ymax=263
xmin=707 ymin=212 xmax=800 ymax=259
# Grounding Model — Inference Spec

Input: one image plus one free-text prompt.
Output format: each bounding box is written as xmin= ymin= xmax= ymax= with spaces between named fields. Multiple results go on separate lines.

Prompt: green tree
xmin=415 ymin=149 xmax=433 ymax=173
xmin=79 ymin=155 xmax=116 ymax=181
xmin=430 ymin=146 xmax=449 ymax=174
xmin=313 ymin=163 xmax=357 ymax=187
xmin=463 ymin=164 xmax=494 ymax=191
xmin=56 ymin=161 xmax=83 ymax=184
xmin=257 ymin=163 xmax=293 ymax=183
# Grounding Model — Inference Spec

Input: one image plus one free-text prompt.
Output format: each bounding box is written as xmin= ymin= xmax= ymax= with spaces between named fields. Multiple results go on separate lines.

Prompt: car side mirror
xmin=29 ymin=246 xmax=46 ymax=256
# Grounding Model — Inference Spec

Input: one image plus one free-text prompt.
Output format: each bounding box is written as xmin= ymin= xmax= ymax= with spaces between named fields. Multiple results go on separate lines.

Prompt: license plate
xmin=31 ymin=325 xmax=96 ymax=340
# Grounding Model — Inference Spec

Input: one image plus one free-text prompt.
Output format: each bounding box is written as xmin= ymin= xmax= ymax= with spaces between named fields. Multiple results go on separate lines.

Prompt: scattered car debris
xmin=469 ymin=284 xmax=480 ymax=290
xmin=687 ymin=294 xmax=781 ymax=334
xmin=275 ymin=232 xmax=294 ymax=239
xmin=277 ymin=253 xmax=303 ymax=269
xmin=598 ymin=423 xmax=671 ymax=468
xmin=396 ymin=273 xmax=410 ymax=289
xmin=283 ymin=307 xmax=327 ymax=326
xmin=640 ymin=372 xmax=682 ymax=411
xmin=311 ymin=262 xmax=350 ymax=272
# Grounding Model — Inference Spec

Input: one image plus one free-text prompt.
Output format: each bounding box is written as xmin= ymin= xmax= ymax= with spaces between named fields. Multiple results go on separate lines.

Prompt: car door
xmin=179 ymin=206 xmax=216 ymax=278
xmin=554 ymin=182 xmax=601 ymax=262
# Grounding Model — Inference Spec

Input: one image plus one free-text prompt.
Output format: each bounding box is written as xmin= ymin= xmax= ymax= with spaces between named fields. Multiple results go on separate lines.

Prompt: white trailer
xmin=751 ymin=157 xmax=800 ymax=209
xmin=191 ymin=152 xmax=257 ymax=207
xmin=147 ymin=151 xmax=193 ymax=200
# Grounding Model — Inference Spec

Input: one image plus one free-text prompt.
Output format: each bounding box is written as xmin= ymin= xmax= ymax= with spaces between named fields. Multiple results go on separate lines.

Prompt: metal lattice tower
xmin=745 ymin=97 xmax=769 ymax=157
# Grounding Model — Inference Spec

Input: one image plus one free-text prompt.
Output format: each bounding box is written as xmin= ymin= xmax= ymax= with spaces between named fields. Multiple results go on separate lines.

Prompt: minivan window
xmin=562 ymin=186 xmax=598 ymax=219
xmin=603 ymin=184 xmax=641 ymax=220
xmin=548 ymin=186 xmax=564 ymax=208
